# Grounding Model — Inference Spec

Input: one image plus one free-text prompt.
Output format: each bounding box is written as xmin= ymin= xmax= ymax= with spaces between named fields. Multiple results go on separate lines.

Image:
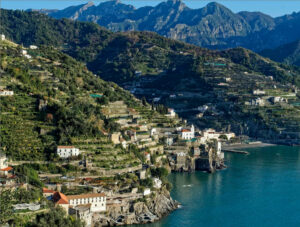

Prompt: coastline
xmin=223 ymin=142 xmax=276 ymax=150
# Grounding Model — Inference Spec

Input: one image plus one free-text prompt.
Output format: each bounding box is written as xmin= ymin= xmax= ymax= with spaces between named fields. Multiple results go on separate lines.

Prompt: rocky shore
xmin=94 ymin=188 xmax=179 ymax=226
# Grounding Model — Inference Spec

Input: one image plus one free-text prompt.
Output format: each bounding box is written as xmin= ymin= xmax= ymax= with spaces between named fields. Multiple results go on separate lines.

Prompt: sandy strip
xmin=223 ymin=142 xmax=276 ymax=150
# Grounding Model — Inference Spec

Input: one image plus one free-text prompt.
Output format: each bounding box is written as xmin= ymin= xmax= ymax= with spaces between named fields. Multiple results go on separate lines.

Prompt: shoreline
xmin=223 ymin=142 xmax=276 ymax=150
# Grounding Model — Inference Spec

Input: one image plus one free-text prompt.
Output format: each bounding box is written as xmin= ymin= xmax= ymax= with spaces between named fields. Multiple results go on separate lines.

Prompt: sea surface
xmin=133 ymin=145 xmax=300 ymax=227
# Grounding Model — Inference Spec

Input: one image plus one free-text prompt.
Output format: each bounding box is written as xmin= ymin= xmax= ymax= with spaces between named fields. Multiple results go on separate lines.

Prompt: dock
xmin=222 ymin=149 xmax=249 ymax=155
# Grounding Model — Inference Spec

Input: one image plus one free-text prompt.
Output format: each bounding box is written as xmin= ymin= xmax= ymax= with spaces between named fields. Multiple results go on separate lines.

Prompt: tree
xmin=28 ymin=207 xmax=83 ymax=227
xmin=0 ymin=190 xmax=13 ymax=224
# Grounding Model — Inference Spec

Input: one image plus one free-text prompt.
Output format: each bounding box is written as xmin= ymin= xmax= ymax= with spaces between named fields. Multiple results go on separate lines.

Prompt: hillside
xmin=1 ymin=9 xmax=300 ymax=86
xmin=32 ymin=0 xmax=300 ymax=52
xmin=260 ymin=40 xmax=300 ymax=67
xmin=1 ymin=9 xmax=300 ymax=143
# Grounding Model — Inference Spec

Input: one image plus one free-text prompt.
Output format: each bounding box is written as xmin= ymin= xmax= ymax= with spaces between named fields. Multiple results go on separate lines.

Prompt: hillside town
xmin=0 ymin=36 xmax=238 ymax=226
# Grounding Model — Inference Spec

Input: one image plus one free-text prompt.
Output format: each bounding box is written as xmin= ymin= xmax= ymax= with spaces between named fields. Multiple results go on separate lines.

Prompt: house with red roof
xmin=0 ymin=153 xmax=13 ymax=176
xmin=180 ymin=125 xmax=195 ymax=140
xmin=42 ymin=187 xmax=55 ymax=198
xmin=52 ymin=191 xmax=107 ymax=213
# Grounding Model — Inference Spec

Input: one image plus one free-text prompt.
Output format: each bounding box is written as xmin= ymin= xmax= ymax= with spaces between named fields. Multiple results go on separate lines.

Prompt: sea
xmin=133 ymin=145 xmax=300 ymax=227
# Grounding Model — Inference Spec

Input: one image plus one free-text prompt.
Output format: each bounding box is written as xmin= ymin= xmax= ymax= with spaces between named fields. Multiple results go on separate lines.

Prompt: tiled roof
xmin=53 ymin=192 xmax=69 ymax=205
xmin=67 ymin=193 xmax=105 ymax=200
xmin=43 ymin=188 xmax=55 ymax=194
xmin=0 ymin=166 xmax=13 ymax=171
xmin=181 ymin=129 xmax=191 ymax=132
xmin=57 ymin=146 xmax=75 ymax=149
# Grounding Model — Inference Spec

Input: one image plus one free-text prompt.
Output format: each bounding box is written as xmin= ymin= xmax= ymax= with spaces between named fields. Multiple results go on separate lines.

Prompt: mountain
xmin=1 ymin=8 xmax=300 ymax=143
xmin=34 ymin=0 xmax=300 ymax=52
xmin=260 ymin=39 xmax=300 ymax=67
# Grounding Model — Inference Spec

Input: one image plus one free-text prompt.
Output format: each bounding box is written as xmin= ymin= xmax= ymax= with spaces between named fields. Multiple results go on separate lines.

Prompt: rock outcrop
xmin=94 ymin=188 xmax=178 ymax=226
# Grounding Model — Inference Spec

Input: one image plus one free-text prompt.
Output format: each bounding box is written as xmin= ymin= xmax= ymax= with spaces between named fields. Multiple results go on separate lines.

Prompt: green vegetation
xmin=28 ymin=207 xmax=83 ymax=227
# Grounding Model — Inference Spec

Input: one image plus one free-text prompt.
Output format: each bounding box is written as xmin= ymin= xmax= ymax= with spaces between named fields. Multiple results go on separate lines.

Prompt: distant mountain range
xmin=29 ymin=0 xmax=300 ymax=53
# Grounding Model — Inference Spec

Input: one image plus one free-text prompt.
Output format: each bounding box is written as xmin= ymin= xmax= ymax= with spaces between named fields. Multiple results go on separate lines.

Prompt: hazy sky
xmin=1 ymin=0 xmax=300 ymax=17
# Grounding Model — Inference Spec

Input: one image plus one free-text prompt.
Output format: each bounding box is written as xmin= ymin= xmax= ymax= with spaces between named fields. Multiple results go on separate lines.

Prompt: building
xmin=192 ymin=147 xmax=201 ymax=157
xmin=166 ymin=108 xmax=176 ymax=118
xmin=21 ymin=50 xmax=27 ymax=55
xmin=180 ymin=125 xmax=195 ymax=140
xmin=42 ymin=188 xmax=55 ymax=199
xmin=29 ymin=45 xmax=38 ymax=49
xmin=0 ymin=153 xmax=12 ymax=176
xmin=57 ymin=146 xmax=80 ymax=158
xmin=198 ymin=105 xmax=209 ymax=113
xmin=53 ymin=192 xmax=70 ymax=213
xmin=69 ymin=205 xmax=92 ymax=227
xmin=153 ymin=178 xmax=162 ymax=189
xmin=1 ymin=34 xmax=5 ymax=41
xmin=144 ymin=152 xmax=151 ymax=162
xmin=150 ymin=128 xmax=157 ymax=136
xmin=202 ymin=129 xmax=235 ymax=141
xmin=138 ymin=169 xmax=147 ymax=180
xmin=110 ymin=132 xmax=121 ymax=144
xmin=253 ymin=89 xmax=265 ymax=95
xmin=143 ymin=188 xmax=151 ymax=196
xmin=120 ymin=139 xmax=127 ymax=149
xmin=165 ymin=137 xmax=174 ymax=146
xmin=53 ymin=192 xmax=107 ymax=213
xmin=68 ymin=193 xmax=106 ymax=212
xmin=250 ymin=98 xmax=265 ymax=106
xmin=0 ymin=89 xmax=14 ymax=96
xmin=269 ymin=96 xmax=287 ymax=104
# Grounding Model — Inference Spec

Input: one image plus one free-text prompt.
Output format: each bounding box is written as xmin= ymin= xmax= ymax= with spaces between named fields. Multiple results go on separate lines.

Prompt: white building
xmin=253 ymin=89 xmax=265 ymax=95
xmin=180 ymin=125 xmax=195 ymax=140
xmin=143 ymin=188 xmax=151 ymax=196
xmin=0 ymin=153 xmax=12 ymax=176
xmin=29 ymin=45 xmax=38 ymax=49
xmin=153 ymin=97 xmax=161 ymax=102
xmin=150 ymin=128 xmax=157 ymax=136
xmin=198 ymin=105 xmax=209 ymax=113
xmin=68 ymin=193 xmax=106 ymax=212
xmin=57 ymin=146 xmax=80 ymax=158
xmin=250 ymin=98 xmax=265 ymax=106
xmin=0 ymin=154 xmax=8 ymax=170
xmin=270 ymin=96 xmax=287 ymax=104
xmin=1 ymin=34 xmax=5 ymax=41
xmin=166 ymin=108 xmax=176 ymax=118
xmin=21 ymin=50 xmax=27 ymax=55
xmin=0 ymin=90 xmax=14 ymax=96
xmin=153 ymin=178 xmax=162 ymax=189
xmin=202 ymin=129 xmax=235 ymax=141
xmin=165 ymin=137 xmax=174 ymax=146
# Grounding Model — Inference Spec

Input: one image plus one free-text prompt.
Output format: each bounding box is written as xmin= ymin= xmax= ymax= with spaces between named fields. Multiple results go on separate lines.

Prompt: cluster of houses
xmin=246 ymin=89 xmax=290 ymax=106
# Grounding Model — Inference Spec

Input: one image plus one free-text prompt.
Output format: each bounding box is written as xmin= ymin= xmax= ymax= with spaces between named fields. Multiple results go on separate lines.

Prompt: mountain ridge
xmin=30 ymin=0 xmax=300 ymax=52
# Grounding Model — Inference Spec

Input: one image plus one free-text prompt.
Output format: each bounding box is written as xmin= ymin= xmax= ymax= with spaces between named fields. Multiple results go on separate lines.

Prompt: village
xmin=2 ymin=31 xmax=300 ymax=226
xmin=0 ymin=69 xmax=236 ymax=226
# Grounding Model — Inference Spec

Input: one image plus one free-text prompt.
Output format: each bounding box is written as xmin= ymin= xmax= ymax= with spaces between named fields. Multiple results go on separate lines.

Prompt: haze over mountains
xmin=32 ymin=0 xmax=300 ymax=53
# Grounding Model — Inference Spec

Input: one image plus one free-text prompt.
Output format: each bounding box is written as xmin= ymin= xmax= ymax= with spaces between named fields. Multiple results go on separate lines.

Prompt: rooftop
xmin=0 ymin=166 xmax=13 ymax=172
xmin=53 ymin=192 xmax=69 ymax=205
xmin=67 ymin=193 xmax=105 ymax=200
xmin=57 ymin=146 xmax=75 ymax=149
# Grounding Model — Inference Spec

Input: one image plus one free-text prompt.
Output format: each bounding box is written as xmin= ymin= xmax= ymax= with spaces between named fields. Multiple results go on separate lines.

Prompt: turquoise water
xmin=135 ymin=145 xmax=300 ymax=227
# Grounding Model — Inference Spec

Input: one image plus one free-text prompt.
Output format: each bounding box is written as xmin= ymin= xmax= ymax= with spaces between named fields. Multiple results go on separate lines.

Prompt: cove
xmin=133 ymin=145 xmax=300 ymax=227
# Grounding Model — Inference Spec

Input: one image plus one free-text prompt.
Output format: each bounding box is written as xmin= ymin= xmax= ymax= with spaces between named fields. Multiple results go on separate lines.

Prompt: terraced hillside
xmin=0 ymin=39 xmax=173 ymax=166
xmin=1 ymin=9 xmax=300 ymax=142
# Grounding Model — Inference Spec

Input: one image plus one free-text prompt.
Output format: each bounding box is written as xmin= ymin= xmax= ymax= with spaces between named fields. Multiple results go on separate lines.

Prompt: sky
xmin=1 ymin=0 xmax=300 ymax=17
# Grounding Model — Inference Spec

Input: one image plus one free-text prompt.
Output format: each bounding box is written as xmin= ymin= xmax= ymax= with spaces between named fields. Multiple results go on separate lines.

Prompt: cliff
xmin=94 ymin=188 xmax=179 ymax=226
